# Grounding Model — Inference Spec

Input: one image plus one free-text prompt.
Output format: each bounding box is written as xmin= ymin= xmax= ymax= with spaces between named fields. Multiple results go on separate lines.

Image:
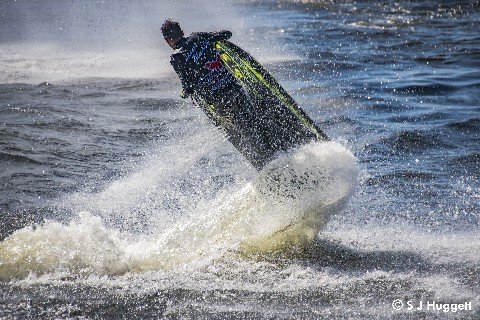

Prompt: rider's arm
xmin=171 ymin=53 xmax=195 ymax=98
xmin=197 ymin=30 xmax=232 ymax=42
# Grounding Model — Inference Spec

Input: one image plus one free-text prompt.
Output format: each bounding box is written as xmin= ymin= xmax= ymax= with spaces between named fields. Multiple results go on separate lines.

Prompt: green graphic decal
xmin=216 ymin=41 xmax=328 ymax=141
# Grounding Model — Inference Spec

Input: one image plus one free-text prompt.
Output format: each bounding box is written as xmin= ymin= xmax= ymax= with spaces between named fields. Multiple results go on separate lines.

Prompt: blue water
xmin=0 ymin=1 xmax=479 ymax=319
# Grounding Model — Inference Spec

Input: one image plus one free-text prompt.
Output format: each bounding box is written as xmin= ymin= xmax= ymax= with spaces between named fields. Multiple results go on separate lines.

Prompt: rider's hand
xmin=180 ymin=87 xmax=194 ymax=99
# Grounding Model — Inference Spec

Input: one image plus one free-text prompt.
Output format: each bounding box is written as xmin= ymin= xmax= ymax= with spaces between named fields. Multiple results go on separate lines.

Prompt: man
xmin=161 ymin=20 xmax=236 ymax=103
xmin=161 ymin=20 xmax=320 ymax=170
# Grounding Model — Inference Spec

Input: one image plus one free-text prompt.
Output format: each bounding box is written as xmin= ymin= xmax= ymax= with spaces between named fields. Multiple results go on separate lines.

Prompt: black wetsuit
xmin=171 ymin=31 xmax=236 ymax=104
xmin=171 ymin=31 xmax=318 ymax=169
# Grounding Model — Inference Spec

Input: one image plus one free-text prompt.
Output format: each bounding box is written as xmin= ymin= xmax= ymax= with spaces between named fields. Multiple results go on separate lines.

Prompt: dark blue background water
xmin=0 ymin=1 xmax=479 ymax=319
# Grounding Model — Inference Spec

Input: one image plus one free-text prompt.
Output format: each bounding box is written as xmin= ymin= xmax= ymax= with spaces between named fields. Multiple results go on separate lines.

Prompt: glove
xmin=180 ymin=87 xmax=194 ymax=99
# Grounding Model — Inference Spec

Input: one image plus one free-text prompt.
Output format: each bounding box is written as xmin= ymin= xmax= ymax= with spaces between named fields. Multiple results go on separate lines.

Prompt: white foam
xmin=0 ymin=212 xmax=128 ymax=280
xmin=0 ymin=43 xmax=173 ymax=83
xmin=0 ymin=141 xmax=358 ymax=280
